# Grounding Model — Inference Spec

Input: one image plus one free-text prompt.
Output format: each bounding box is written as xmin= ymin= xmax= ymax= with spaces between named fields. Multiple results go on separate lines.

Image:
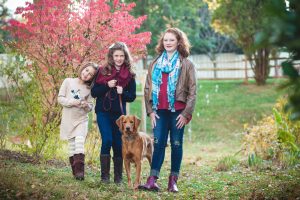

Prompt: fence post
xmin=213 ymin=60 xmax=217 ymax=79
xmin=244 ymin=57 xmax=248 ymax=84
xmin=274 ymin=57 xmax=279 ymax=78
xmin=140 ymin=71 xmax=147 ymax=132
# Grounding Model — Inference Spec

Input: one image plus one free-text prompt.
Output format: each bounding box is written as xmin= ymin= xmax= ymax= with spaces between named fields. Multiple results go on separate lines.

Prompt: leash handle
xmin=119 ymin=94 xmax=124 ymax=115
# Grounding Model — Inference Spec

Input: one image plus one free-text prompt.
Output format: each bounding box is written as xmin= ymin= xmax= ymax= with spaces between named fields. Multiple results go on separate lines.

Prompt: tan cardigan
xmin=58 ymin=78 xmax=93 ymax=140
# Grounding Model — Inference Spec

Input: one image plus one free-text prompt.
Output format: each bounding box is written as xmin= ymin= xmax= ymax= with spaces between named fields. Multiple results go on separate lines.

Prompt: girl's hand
xmin=176 ymin=114 xmax=187 ymax=129
xmin=80 ymin=100 xmax=88 ymax=108
xmin=116 ymin=86 xmax=123 ymax=94
xmin=150 ymin=112 xmax=160 ymax=128
xmin=107 ymin=80 xmax=117 ymax=88
xmin=72 ymin=99 xmax=81 ymax=107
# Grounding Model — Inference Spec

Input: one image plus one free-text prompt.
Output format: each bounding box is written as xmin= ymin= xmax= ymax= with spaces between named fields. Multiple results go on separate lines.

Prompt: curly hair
xmin=155 ymin=28 xmax=191 ymax=58
xmin=100 ymin=42 xmax=135 ymax=77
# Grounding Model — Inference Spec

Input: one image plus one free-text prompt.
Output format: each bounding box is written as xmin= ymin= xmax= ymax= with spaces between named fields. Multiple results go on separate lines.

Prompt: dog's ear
xmin=133 ymin=115 xmax=141 ymax=132
xmin=116 ymin=115 xmax=124 ymax=132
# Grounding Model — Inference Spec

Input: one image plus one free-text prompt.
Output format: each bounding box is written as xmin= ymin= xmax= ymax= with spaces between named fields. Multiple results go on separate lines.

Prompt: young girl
xmin=140 ymin=28 xmax=196 ymax=192
xmin=91 ymin=42 xmax=136 ymax=184
xmin=58 ymin=62 xmax=98 ymax=180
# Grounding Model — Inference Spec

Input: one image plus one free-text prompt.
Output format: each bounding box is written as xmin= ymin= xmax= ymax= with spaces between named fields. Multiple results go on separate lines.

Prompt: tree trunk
xmin=253 ymin=48 xmax=270 ymax=85
xmin=142 ymin=57 xmax=147 ymax=69
xmin=207 ymin=53 xmax=217 ymax=79
xmin=213 ymin=60 xmax=217 ymax=79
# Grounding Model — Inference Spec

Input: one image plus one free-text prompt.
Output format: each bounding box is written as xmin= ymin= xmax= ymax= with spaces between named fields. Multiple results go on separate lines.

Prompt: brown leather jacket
xmin=144 ymin=56 xmax=197 ymax=119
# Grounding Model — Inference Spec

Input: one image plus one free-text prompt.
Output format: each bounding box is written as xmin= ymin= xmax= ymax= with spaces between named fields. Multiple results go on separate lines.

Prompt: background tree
xmin=207 ymin=0 xmax=273 ymax=85
xmin=129 ymin=0 xmax=240 ymax=72
xmin=124 ymin=0 xmax=165 ymax=68
xmin=255 ymin=0 xmax=300 ymax=120
xmin=4 ymin=0 xmax=151 ymax=156
xmin=128 ymin=0 xmax=203 ymax=56
xmin=198 ymin=3 xmax=241 ymax=78
xmin=0 ymin=0 xmax=10 ymax=53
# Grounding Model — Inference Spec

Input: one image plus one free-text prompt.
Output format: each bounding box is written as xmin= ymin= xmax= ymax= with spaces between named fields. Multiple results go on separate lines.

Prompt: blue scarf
xmin=152 ymin=50 xmax=181 ymax=112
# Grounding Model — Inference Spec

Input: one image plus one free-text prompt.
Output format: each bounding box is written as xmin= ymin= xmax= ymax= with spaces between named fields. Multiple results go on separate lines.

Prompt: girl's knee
xmin=171 ymin=139 xmax=182 ymax=149
xmin=153 ymin=137 xmax=167 ymax=149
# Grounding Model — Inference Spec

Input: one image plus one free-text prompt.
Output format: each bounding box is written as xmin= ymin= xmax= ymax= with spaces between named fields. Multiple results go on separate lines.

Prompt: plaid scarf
xmin=152 ymin=50 xmax=181 ymax=112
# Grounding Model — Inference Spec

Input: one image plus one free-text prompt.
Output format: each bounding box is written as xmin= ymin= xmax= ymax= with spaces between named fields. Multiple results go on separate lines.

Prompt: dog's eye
xmin=130 ymin=121 xmax=134 ymax=123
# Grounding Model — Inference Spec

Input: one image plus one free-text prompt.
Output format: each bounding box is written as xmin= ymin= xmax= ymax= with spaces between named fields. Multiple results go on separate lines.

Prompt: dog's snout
xmin=126 ymin=126 xmax=130 ymax=131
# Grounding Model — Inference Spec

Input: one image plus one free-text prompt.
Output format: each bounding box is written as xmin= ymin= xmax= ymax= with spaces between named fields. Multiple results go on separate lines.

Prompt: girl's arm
xmin=58 ymin=79 xmax=80 ymax=107
xmin=181 ymin=60 xmax=197 ymax=119
xmin=122 ymin=78 xmax=136 ymax=102
xmin=144 ymin=63 xmax=154 ymax=115
xmin=91 ymin=82 xmax=110 ymax=98
xmin=82 ymin=94 xmax=94 ymax=112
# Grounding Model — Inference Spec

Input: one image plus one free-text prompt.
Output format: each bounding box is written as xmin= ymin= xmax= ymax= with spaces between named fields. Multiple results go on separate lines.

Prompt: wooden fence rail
xmin=194 ymin=57 xmax=300 ymax=83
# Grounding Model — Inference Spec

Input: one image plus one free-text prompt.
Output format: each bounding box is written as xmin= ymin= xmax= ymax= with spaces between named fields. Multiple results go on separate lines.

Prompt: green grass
xmin=130 ymin=79 xmax=285 ymax=164
xmin=215 ymin=155 xmax=239 ymax=171
xmin=131 ymin=79 xmax=284 ymax=140
xmin=1 ymin=149 xmax=299 ymax=200
xmin=1 ymin=79 xmax=299 ymax=199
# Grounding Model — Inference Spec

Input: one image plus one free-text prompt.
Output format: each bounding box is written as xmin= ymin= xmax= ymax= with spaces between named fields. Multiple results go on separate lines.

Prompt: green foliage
xmin=209 ymin=0 xmax=274 ymax=85
xmin=247 ymin=153 xmax=264 ymax=168
xmin=0 ymin=54 xmax=63 ymax=158
xmin=197 ymin=3 xmax=241 ymax=57
xmin=215 ymin=155 xmax=239 ymax=171
xmin=129 ymin=0 xmax=213 ymax=55
xmin=279 ymin=151 xmax=300 ymax=169
xmin=243 ymin=98 xmax=300 ymax=167
xmin=273 ymin=108 xmax=299 ymax=153
xmin=0 ymin=106 xmax=9 ymax=149
xmin=255 ymin=0 xmax=300 ymax=119
xmin=243 ymin=116 xmax=279 ymax=160
xmin=210 ymin=0 xmax=271 ymax=51
xmin=128 ymin=0 xmax=241 ymax=61
xmin=0 ymin=0 xmax=10 ymax=53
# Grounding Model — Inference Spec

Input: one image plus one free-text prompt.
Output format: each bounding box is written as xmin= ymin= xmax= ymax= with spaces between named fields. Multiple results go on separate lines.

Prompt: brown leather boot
xmin=100 ymin=154 xmax=111 ymax=183
xmin=69 ymin=156 xmax=75 ymax=176
xmin=167 ymin=175 xmax=178 ymax=192
xmin=138 ymin=176 xmax=160 ymax=191
xmin=113 ymin=157 xmax=123 ymax=184
xmin=73 ymin=153 xmax=85 ymax=180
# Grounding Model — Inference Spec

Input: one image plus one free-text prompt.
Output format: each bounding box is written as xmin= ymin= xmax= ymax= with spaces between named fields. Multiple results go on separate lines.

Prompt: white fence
xmin=133 ymin=52 xmax=297 ymax=82
xmin=1 ymin=52 xmax=298 ymax=88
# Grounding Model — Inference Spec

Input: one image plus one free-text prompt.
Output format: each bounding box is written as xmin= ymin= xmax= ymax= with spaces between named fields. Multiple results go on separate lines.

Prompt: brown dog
xmin=116 ymin=115 xmax=153 ymax=189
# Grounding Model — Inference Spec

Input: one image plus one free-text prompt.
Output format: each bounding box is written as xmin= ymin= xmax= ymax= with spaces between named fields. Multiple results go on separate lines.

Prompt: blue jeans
xmin=150 ymin=110 xmax=185 ymax=177
xmin=96 ymin=112 xmax=122 ymax=158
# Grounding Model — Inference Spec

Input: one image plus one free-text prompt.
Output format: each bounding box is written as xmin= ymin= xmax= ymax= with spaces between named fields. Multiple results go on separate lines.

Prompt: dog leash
xmin=102 ymin=88 xmax=124 ymax=115
xmin=119 ymin=94 xmax=124 ymax=115
xmin=103 ymin=89 xmax=117 ymax=111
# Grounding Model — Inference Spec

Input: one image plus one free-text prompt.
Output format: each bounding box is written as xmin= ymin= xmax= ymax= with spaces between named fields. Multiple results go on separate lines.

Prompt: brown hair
xmin=155 ymin=28 xmax=191 ymax=58
xmin=78 ymin=62 xmax=98 ymax=86
xmin=100 ymin=42 xmax=135 ymax=77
